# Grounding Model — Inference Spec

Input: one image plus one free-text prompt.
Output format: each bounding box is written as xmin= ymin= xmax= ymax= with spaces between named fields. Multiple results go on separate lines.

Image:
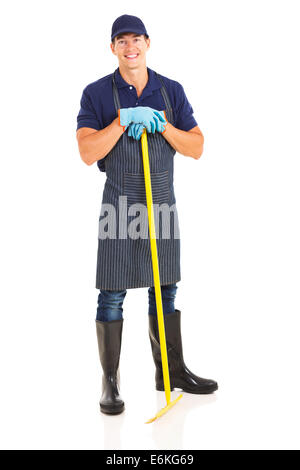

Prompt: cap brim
xmin=111 ymin=28 xmax=148 ymax=41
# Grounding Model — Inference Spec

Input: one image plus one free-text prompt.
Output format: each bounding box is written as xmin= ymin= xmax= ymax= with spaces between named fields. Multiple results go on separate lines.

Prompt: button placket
xmin=127 ymin=85 xmax=138 ymax=105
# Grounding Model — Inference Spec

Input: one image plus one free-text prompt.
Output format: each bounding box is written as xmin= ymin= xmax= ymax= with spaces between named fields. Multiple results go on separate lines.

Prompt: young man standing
xmin=76 ymin=14 xmax=218 ymax=415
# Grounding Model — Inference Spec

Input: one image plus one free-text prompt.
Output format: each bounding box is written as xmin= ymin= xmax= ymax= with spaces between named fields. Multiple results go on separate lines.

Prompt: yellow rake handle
xmin=141 ymin=129 xmax=171 ymax=405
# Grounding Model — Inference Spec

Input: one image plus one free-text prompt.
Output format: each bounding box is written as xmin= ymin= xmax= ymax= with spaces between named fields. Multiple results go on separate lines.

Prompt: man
xmin=76 ymin=14 xmax=218 ymax=415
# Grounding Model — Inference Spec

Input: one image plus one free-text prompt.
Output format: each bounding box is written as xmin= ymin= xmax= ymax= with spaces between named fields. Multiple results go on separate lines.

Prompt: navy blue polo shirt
xmin=76 ymin=67 xmax=198 ymax=133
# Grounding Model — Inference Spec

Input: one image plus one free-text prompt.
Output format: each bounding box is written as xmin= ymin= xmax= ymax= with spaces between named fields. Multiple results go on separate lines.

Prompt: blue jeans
xmin=96 ymin=283 xmax=178 ymax=322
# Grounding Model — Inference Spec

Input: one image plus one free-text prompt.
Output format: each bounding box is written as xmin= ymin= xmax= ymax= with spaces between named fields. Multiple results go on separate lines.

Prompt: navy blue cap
xmin=111 ymin=14 xmax=149 ymax=42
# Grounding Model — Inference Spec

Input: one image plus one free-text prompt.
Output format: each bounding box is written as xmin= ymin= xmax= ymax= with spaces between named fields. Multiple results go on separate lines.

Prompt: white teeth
xmin=126 ymin=55 xmax=138 ymax=58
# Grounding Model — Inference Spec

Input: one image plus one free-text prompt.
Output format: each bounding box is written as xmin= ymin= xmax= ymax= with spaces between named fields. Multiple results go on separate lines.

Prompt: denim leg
xmin=148 ymin=283 xmax=178 ymax=316
xmin=96 ymin=289 xmax=127 ymax=322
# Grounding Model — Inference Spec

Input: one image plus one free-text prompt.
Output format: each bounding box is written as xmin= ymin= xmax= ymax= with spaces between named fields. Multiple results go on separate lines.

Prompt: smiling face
xmin=110 ymin=33 xmax=150 ymax=70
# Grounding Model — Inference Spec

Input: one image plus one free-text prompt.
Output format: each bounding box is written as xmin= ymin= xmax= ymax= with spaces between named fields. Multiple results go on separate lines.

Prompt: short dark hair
xmin=112 ymin=33 xmax=149 ymax=45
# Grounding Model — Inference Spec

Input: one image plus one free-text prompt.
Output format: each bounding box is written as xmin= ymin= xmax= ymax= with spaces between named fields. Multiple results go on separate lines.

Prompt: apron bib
xmin=95 ymin=71 xmax=181 ymax=290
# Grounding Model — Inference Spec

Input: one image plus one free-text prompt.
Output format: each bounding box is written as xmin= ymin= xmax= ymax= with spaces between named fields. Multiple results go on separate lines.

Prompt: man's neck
xmin=118 ymin=65 xmax=149 ymax=97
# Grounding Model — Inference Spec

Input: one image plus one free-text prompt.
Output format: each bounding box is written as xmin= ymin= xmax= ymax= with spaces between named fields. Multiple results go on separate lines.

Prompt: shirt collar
xmin=114 ymin=66 xmax=162 ymax=98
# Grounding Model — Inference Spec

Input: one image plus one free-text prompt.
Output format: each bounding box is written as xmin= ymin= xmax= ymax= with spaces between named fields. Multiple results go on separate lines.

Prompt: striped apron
xmin=95 ymin=70 xmax=181 ymax=290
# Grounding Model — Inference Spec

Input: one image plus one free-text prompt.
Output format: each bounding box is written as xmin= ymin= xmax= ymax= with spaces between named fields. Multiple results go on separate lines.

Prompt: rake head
xmin=145 ymin=394 xmax=183 ymax=424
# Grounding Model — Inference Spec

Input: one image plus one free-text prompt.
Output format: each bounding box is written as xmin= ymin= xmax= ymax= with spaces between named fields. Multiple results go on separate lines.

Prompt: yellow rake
xmin=141 ymin=128 xmax=183 ymax=424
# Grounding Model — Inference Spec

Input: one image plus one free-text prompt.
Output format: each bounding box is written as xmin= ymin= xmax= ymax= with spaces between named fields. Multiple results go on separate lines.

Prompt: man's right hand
xmin=118 ymin=106 xmax=166 ymax=134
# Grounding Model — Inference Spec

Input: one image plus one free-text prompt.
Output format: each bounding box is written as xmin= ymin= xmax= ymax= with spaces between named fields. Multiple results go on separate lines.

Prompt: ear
xmin=110 ymin=42 xmax=116 ymax=55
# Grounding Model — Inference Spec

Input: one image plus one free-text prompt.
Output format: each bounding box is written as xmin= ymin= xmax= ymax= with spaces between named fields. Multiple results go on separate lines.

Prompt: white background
xmin=0 ymin=0 xmax=299 ymax=450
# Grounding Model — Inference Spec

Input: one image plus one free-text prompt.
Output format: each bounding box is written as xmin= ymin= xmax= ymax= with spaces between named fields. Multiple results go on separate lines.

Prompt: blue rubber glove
xmin=126 ymin=110 xmax=168 ymax=140
xmin=128 ymin=123 xmax=145 ymax=140
xmin=119 ymin=107 xmax=166 ymax=134
xmin=153 ymin=110 xmax=167 ymax=131
xmin=156 ymin=110 xmax=168 ymax=133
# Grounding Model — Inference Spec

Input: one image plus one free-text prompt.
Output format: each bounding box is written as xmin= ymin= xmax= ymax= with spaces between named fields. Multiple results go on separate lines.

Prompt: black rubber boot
xmin=95 ymin=319 xmax=125 ymax=414
xmin=148 ymin=310 xmax=218 ymax=394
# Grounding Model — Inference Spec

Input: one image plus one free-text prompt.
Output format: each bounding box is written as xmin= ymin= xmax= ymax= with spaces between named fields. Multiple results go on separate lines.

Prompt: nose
xmin=124 ymin=39 xmax=140 ymax=51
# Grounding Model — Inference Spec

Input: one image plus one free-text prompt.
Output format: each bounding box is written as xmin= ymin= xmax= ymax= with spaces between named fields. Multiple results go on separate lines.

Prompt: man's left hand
xmin=127 ymin=110 xmax=167 ymax=140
